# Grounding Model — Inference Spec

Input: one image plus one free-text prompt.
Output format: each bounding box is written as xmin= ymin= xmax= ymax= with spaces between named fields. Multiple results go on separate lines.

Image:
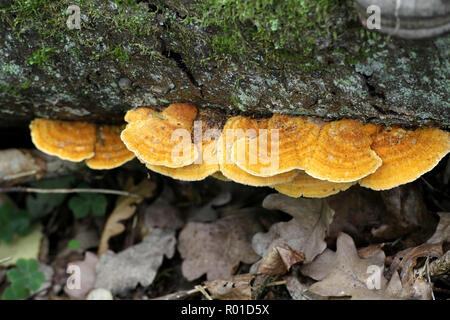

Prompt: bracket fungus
xmin=145 ymin=136 xmax=220 ymax=181
xmin=231 ymin=114 xmax=322 ymax=177
xmin=303 ymin=119 xmax=382 ymax=183
xmin=30 ymin=118 xmax=96 ymax=162
xmin=274 ymin=171 xmax=355 ymax=198
xmin=121 ymin=103 xmax=199 ymax=168
xmin=86 ymin=125 xmax=135 ymax=170
xmin=30 ymin=103 xmax=450 ymax=199
xmin=217 ymin=116 xmax=299 ymax=186
xmin=360 ymin=126 xmax=450 ymax=190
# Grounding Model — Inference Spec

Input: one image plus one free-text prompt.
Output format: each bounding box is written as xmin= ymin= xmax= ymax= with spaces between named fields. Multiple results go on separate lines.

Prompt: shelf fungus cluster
xmin=29 ymin=119 xmax=134 ymax=169
xmin=29 ymin=103 xmax=450 ymax=198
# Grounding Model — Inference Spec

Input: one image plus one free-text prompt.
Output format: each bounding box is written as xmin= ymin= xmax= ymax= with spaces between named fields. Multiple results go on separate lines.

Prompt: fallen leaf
xmin=327 ymin=187 xmax=385 ymax=246
xmin=186 ymin=191 xmax=232 ymax=222
xmin=389 ymin=242 xmax=443 ymax=299
xmin=253 ymin=194 xmax=334 ymax=269
xmin=178 ymin=214 xmax=263 ymax=281
xmin=0 ymin=224 xmax=43 ymax=267
xmin=64 ymin=252 xmax=99 ymax=300
xmin=284 ymin=266 xmax=322 ymax=300
xmin=427 ymin=212 xmax=450 ymax=244
xmin=257 ymin=242 xmax=305 ymax=275
xmin=204 ymin=273 xmax=255 ymax=300
xmin=373 ymin=184 xmax=436 ymax=246
xmin=95 ymin=228 xmax=176 ymax=295
xmin=326 ymin=185 xmax=436 ymax=248
xmin=98 ymin=179 xmax=155 ymax=255
xmin=300 ymin=249 xmax=336 ymax=281
xmin=307 ymin=233 xmax=393 ymax=300
xmin=142 ymin=198 xmax=184 ymax=232
xmin=0 ymin=149 xmax=44 ymax=184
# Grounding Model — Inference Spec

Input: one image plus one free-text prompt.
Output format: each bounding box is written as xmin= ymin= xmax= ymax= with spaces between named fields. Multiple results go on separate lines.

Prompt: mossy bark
xmin=0 ymin=0 xmax=448 ymax=129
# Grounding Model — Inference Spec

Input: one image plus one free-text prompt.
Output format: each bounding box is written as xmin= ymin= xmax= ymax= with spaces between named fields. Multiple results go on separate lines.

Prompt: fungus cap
xmin=217 ymin=116 xmax=298 ymax=186
xmin=86 ymin=125 xmax=135 ymax=169
xmin=120 ymin=103 xmax=199 ymax=168
xmin=124 ymin=107 xmax=157 ymax=123
xmin=145 ymin=137 xmax=220 ymax=181
xmin=360 ymin=126 xmax=450 ymax=190
xmin=274 ymin=171 xmax=355 ymax=198
xmin=30 ymin=119 xmax=96 ymax=162
xmin=304 ymin=119 xmax=382 ymax=183
xmin=232 ymin=115 xmax=322 ymax=177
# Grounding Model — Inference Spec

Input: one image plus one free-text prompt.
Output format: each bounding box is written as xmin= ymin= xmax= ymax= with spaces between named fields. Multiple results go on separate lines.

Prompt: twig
xmin=425 ymin=257 xmax=435 ymax=300
xmin=195 ymin=285 xmax=213 ymax=300
xmin=0 ymin=256 xmax=13 ymax=264
xmin=266 ymin=280 xmax=287 ymax=287
xmin=151 ymin=288 xmax=201 ymax=300
xmin=2 ymin=170 xmax=38 ymax=182
xmin=0 ymin=187 xmax=140 ymax=198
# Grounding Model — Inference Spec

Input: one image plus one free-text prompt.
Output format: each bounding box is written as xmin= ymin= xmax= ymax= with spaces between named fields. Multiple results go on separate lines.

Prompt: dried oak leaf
xmin=253 ymin=194 xmax=335 ymax=269
xmin=141 ymin=198 xmax=184 ymax=232
xmin=257 ymin=242 xmax=305 ymax=275
xmin=307 ymin=233 xmax=396 ymax=300
xmin=204 ymin=273 xmax=255 ymax=300
xmin=95 ymin=228 xmax=176 ymax=295
xmin=178 ymin=214 xmax=263 ymax=281
xmin=98 ymin=179 xmax=155 ymax=255
xmin=427 ymin=212 xmax=450 ymax=244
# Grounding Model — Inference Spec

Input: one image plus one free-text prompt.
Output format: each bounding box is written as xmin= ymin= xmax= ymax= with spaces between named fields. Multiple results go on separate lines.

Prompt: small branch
xmin=0 ymin=256 xmax=13 ymax=264
xmin=0 ymin=187 xmax=140 ymax=198
xmin=266 ymin=280 xmax=287 ymax=287
xmin=195 ymin=285 xmax=213 ymax=300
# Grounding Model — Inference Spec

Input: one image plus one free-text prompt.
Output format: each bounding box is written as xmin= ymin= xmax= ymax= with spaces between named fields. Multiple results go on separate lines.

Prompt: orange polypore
xmin=30 ymin=119 xmax=96 ymax=162
xmin=274 ymin=171 xmax=355 ymax=198
xmin=86 ymin=125 xmax=135 ymax=169
xmin=232 ymin=114 xmax=323 ymax=177
xmin=217 ymin=116 xmax=299 ymax=186
xmin=303 ymin=119 xmax=382 ymax=183
xmin=360 ymin=126 xmax=450 ymax=190
xmin=121 ymin=103 xmax=199 ymax=168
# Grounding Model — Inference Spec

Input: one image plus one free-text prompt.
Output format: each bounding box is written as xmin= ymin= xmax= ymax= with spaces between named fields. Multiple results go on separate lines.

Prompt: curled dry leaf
xmin=95 ymin=228 xmax=176 ymax=295
xmin=389 ymin=242 xmax=443 ymax=299
xmin=257 ymin=242 xmax=305 ymax=275
xmin=427 ymin=212 xmax=450 ymax=244
xmin=204 ymin=273 xmax=255 ymax=300
xmin=178 ymin=214 xmax=263 ymax=281
xmin=98 ymin=179 xmax=156 ymax=256
xmin=254 ymin=194 xmax=335 ymax=267
xmin=64 ymin=252 xmax=99 ymax=300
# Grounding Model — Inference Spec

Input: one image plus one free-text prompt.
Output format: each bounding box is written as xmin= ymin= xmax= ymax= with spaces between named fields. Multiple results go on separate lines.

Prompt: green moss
xmin=27 ymin=44 xmax=55 ymax=67
xmin=110 ymin=45 xmax=130 ymax=62
xmin=193 ymin=0 xmax=349 ymax=62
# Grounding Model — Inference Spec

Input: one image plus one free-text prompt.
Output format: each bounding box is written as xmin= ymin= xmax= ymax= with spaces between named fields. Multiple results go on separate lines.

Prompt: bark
xmin=0 ymin=0 xmax=448 ymax=129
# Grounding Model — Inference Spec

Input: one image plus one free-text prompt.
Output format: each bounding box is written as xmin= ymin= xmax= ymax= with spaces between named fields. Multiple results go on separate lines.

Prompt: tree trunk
xmin=0 ymin=0 xmax=448 ymax=129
